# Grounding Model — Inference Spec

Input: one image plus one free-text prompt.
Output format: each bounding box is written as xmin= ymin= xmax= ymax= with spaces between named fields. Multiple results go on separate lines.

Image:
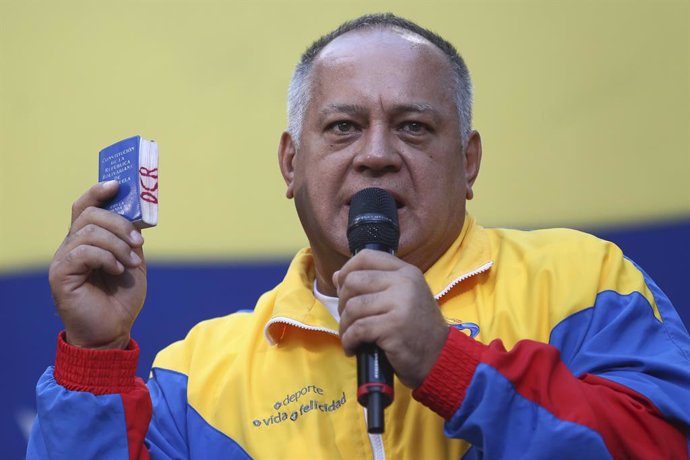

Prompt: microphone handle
xmin=353 ymin=243 xmax=395 ymax=434
xmin=357 ymin=344 xmax=394 ymax=434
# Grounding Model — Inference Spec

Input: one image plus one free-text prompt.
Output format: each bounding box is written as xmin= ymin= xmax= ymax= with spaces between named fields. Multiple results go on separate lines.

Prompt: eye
xmin=327 ymin=120 xmax=358 ymax=134
xmin=399 ymin=121 xmax=430 ymax=135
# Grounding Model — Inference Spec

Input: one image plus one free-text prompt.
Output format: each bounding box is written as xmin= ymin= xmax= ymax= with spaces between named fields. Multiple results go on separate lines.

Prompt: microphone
xmin=347 ymin=187 xmax=399 ymax=434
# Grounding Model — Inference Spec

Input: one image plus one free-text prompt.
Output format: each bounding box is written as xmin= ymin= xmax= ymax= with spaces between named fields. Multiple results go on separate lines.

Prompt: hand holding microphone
xmin=336 ymin=188 xmax=449 ymax=433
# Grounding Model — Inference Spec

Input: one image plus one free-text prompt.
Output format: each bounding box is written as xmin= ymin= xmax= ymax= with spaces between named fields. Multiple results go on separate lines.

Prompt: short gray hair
xmin=287 ymin=13 xmax=473 ymax=149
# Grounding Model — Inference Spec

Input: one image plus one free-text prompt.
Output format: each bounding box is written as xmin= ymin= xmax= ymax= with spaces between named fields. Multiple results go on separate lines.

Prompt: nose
xmin=352 ymin=124 xmax=402 ymax=176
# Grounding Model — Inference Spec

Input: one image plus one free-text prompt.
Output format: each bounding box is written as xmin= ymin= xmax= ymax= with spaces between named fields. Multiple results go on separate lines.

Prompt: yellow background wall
xmin=1 ymin=0 xmax=688 ymax=272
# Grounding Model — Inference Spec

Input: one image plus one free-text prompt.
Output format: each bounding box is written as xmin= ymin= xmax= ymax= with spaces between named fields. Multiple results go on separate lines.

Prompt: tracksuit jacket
xmin=28 ymin=214 xmax=690 ymax=459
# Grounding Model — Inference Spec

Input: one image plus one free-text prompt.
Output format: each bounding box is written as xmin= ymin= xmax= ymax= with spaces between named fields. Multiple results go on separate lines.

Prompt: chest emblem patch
xmin=446 ymin=319 xmax=480 ymax=338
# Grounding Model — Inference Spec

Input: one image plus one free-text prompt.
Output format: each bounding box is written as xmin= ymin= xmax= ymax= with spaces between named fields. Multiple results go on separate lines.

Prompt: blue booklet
xmin=99 ymin=135 xmax=159 ymax=228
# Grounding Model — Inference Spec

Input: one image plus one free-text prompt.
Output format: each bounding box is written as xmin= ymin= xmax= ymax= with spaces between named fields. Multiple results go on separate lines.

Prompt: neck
xmin=310 ymin=248 xmax=348 ymax=297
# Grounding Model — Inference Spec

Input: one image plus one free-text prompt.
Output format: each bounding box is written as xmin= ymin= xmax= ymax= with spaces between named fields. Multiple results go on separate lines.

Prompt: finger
xmin=63 ymin=224 xmax=142 ymax=268
xmin=51 ymin=244 xmax=126 ymax=285
xmin=70 ymin=205 xmax=144 ymax=248
xmin=345 ymin=249 xmax=402 ymax=272
xmin=339 ymin=292 xmax=392 ymax=334
xmin=340 ymin=314 xmax=390 ymax=357
xmin=71 ymin=181 xmax=120 ymax=224
xmin=335 ymin=250 xmax=403 ymax=289
xmin=337 ymin=270 xmax=397 ymax=314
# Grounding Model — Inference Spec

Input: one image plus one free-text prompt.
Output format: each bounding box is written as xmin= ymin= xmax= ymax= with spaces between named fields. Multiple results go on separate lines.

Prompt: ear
xmin=278 ymin=131 xmax=297 ymax=199
xmin=464 ymin=130 xmax=482 ymax=200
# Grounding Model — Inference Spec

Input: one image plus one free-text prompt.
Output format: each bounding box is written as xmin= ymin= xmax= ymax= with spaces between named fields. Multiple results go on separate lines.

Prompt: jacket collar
xmin=424 ymin=213 xmax=493 ymax=300
xmin=264 ymin=213 xmax=493 ymax=345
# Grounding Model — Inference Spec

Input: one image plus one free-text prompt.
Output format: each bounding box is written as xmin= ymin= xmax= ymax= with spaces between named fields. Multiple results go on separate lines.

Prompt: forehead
xmin=316 ymin=27 xmax=448 ymax=65
xmin=309 ymin=28 xmax=457 ymax=105
xmin=319 ymin=26 xmax=441 ymax=57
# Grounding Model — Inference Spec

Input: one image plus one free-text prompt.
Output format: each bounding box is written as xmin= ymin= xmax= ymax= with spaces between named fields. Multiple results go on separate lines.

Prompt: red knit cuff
xmin=412 ymin=327 xmax=486 ymax=419
xmin=54 ymin=331 xmax=140 ymax=395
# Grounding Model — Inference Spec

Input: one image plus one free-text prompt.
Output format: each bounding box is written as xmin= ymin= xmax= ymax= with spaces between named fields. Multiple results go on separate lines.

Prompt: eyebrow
xmin=392 ymin=103 xmax=439 ymax=116
xmin=319 ymin=104 xmax=368 ymax=117
xmin=319 ymin=103 xmax=441 ymax=117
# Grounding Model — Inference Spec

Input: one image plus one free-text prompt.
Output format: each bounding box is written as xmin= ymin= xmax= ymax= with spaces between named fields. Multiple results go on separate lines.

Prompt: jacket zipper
xmin=433 ymin=261 xmax=493 ymax=300
xmin=263 ymin=316 xmax=338 ymax=344
xmin=365 ymin=409 xmax=386 ymax=460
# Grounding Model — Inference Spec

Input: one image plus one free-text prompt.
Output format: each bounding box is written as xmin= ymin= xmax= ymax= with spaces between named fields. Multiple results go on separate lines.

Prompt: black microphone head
xmin=347 ymin=188 xmax=400 ymax=255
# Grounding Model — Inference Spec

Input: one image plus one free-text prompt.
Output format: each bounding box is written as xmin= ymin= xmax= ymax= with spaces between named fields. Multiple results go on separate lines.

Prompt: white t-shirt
xmin=313 ymin=280 xmax=340 ymax=323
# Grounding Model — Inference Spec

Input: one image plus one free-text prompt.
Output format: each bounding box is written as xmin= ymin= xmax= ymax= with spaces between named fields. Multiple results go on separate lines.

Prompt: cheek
xmin=411 ymin=167 xmax=466 ymax=222
xmin=293 ymin=176 xmax=339 ymax=230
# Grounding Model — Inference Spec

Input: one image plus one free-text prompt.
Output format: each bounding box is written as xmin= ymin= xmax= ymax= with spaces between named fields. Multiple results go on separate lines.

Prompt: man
xmin=29 ymin=13 xmax=690 ymax=459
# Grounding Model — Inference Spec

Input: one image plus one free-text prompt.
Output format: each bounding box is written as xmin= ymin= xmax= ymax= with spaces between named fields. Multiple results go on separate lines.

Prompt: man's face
xmin=280 ymin=28 xmax=481 ymax=278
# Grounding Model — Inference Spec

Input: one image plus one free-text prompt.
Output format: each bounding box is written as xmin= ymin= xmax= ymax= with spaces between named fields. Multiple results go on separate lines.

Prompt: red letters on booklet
xmin=139 ymin=166 xmax=159 ymax=204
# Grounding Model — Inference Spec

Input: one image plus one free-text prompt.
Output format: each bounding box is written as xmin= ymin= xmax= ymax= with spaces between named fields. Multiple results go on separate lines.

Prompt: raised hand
xmin=49 ymin=181 xmax=147 ymax=349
